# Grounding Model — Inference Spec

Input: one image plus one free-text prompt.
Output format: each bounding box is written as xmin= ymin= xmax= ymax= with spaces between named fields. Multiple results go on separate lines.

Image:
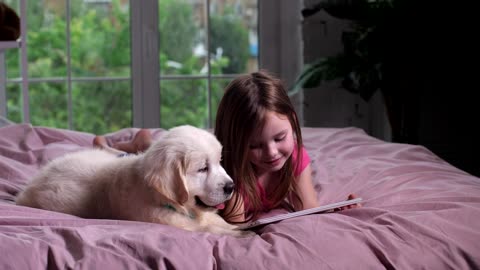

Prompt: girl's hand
xmin=334 ymin=194 xmax=362 ymax=211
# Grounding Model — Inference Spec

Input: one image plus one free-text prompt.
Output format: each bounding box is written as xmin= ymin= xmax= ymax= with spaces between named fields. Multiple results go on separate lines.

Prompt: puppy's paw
xmin=228 ymin=225 xmax=256 ymax=237
xmin=225 ymin=229 xmax=256 ymax=238
xmin=236 ymin=230 xmax=256 ymax=237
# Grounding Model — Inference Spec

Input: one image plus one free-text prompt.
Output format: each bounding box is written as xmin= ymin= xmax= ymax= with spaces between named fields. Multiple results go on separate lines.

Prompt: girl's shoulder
xmin=292 ymin=145 xmax=310 ymax=177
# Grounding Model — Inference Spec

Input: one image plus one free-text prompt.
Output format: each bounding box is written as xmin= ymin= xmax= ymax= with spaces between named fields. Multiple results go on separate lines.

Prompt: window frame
xmin=2 ymin=0 xmax=302 ymax=129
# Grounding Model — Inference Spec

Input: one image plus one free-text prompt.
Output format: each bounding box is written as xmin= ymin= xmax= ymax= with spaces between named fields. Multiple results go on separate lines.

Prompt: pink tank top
xmin=246 ymin=146 xmax=311 ymax=212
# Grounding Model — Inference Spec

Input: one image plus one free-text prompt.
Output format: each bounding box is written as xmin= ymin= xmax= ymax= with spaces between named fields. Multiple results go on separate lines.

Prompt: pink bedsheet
xmin=1 ymin=124 xmax=479 ymax=269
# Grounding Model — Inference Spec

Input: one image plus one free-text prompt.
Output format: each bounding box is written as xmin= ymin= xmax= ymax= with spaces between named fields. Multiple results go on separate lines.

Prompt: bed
xmin=1 ymin=121 xmax=479 ymax=269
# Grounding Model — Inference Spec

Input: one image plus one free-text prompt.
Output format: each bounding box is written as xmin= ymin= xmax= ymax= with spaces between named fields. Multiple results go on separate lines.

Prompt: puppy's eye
xmin=198 ymin=166 xmax=209 ymax=173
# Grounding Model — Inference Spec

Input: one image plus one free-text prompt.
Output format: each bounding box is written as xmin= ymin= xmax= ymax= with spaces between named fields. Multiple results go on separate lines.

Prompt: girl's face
xmin=248 ymin=111 xmax=295 ymax=175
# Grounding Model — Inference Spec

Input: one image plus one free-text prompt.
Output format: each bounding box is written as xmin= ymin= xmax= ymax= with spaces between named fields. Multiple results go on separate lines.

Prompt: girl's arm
xmin=296 ymin=164 xmax=361 ymax=211
xmin=223 ymin=191 xmax=246 ymax=223
xmin=293 ymin=164 xmax=320 ymax=210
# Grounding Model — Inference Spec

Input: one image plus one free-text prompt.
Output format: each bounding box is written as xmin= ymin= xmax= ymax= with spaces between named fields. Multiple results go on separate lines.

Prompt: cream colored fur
xmin=16 ymin=125 xmax=251 ymax=237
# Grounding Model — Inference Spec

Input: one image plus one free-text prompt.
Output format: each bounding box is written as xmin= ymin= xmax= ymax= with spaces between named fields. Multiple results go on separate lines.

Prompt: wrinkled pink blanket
xmin=1 ymin=124 xmax=479 ymax=269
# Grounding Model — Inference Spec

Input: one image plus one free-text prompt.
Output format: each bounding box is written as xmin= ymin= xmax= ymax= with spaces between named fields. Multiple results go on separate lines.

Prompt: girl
xmin=215 ymin=70 xmax=319 ymax=223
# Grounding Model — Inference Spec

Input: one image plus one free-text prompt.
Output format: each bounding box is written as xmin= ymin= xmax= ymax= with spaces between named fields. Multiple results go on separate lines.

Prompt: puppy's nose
xmin=223 ymin=182 xmax=235 ymax=195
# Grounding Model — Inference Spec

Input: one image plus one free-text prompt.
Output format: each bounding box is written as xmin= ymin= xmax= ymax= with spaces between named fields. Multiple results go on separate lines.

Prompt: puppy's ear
xmin=143 ymin=147 xmax=189 ymax=205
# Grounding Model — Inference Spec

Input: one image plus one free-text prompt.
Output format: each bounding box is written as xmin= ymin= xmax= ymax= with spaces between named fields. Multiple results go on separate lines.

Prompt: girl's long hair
xmin=214 ymin=70 xmax=303 ymax=222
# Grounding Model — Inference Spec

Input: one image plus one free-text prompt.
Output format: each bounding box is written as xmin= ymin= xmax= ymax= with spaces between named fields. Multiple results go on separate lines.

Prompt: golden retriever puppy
xmin=16 ymin=125 xmax=252 ymax=237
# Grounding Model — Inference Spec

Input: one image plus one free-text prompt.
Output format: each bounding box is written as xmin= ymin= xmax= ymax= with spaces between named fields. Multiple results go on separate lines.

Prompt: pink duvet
xmin=1 ymin=124 xmax=479 ymax=269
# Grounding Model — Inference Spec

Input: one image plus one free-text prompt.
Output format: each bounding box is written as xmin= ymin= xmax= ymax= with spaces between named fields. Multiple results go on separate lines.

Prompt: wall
xmin=301 ymin=5 xmax=391 ymax=141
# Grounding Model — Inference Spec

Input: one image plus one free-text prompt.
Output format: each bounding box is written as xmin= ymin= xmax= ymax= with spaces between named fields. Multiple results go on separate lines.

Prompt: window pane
xmin=29 ymin=82 xmax=69 ymax=129
xmin=24 ymin=1 xmax=67 ymax=78
xmin=3 ymin=49 xmax=19 ymax=80
xmin=71 ymin=1 xmax=130 ymax=77
xmin=160 ymin=79 xmax=208 ymax=129
xmin=210 ymin=78 xmax=231 ymax=126
xmin=159 ymin=0 xmax=206 ymax=76
xmin=210 ymin=0 xmax=258 ymax=74
xmin=6 ymin=83 xmax=21 ymax=123
xmin=72 ymin=81 xmax=132 ymax=134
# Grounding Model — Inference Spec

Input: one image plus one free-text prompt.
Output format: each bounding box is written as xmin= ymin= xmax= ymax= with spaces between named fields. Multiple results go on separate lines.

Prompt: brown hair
xmin=214 ymin=70 xmax=303 ymax=222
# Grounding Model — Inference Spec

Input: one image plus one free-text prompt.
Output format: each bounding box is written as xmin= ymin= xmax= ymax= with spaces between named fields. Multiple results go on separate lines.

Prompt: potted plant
xmin=294 ymin=0 xmax=428 ymax=143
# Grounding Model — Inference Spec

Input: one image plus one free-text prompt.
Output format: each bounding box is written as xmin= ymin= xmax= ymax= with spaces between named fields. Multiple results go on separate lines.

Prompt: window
xmin=3 ymin=0 xmax=258 ymax=134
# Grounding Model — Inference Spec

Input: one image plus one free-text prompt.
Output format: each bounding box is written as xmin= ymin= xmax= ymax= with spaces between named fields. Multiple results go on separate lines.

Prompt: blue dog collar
xmin=117 ymin=153 xmax=134 ymax=158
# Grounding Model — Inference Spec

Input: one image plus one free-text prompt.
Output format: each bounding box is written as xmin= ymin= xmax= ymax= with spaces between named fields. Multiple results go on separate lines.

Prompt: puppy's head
xmin=141 ymin=125 xmax=234 ymax=209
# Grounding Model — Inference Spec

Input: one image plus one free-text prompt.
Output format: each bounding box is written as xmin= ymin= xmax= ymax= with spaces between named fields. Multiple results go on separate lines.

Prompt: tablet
xmin=238 ymin=197 xmax=362 ymax=230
